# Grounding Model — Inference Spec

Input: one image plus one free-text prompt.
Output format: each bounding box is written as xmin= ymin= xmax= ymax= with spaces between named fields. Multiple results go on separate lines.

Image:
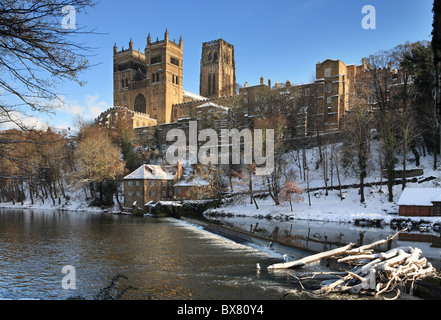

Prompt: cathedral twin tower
xmin=113 ymin=30 xmax=236 ymax=124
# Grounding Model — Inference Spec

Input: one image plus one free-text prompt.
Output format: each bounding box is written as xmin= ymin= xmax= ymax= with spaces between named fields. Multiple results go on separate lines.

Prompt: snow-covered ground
xmin=0 ymin=186 xmax=123 ymax=213
xmin=209 ymin=143 xmax=441 ymax=226
xmin=2 ymin=141 xmax=441 ymax=227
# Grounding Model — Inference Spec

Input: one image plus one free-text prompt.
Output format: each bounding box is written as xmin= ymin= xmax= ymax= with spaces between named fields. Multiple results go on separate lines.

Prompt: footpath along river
xmin=0 ymin=208 xmax=439 ymax=300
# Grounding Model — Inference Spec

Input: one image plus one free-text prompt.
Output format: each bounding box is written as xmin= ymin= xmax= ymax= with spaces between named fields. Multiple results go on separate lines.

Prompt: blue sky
xmin=17 ymin=0 xmax=435 ymax=130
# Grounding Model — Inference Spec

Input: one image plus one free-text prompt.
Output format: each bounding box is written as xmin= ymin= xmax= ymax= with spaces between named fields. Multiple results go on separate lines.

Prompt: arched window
xmin=208 ymin=52 xmax=212 ymax=61
xmin=134 ymin=94 xmax=146 ymax=114
xmin=213 ymin=51 xmax=218 ymax=61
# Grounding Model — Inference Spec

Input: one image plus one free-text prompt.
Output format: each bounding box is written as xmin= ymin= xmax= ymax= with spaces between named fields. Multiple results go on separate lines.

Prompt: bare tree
xmin=433 ymin=0 xmax=441 ymax=151
xmin=398 ymin=111 xmax=421 ymax=190
xmin=342 ymin=84 xmax=373 ymax=204
xmin=0 ymin=0 xmax=96 ymax=177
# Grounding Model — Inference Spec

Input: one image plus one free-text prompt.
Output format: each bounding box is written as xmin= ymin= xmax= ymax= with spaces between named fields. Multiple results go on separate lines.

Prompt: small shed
xmin=397 ymin=188 xmax=441 ymax=217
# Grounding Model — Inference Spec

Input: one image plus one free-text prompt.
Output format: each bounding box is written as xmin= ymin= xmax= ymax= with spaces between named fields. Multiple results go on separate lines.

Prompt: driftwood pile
xmin=268 ymin=228 xmax=438 ymax=297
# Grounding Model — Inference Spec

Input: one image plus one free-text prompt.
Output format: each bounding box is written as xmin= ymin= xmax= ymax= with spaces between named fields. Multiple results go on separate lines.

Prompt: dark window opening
xmin=212 ymin=74 xmax=216 ymax=95
xmin=170 ymin=57 xmax=179 ymax=66
xmin=134 ymin=94 xmax=146 ymax=114
xmin=434 ymin=203 xmax=441 ymax=216
xmin=151 ymin=55 xmax=162 ymax=64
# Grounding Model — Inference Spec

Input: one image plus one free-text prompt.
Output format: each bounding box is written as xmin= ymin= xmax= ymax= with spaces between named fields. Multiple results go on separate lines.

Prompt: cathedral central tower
xmin=199 ymin=39 xmax=236 ymax=98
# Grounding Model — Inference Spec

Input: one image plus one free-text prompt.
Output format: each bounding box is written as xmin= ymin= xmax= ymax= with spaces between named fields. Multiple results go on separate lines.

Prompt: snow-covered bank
xmin=0 ymin=187 xmax=123 ymax=214
xmin=209 ymin=186 xmax=439 ymax=225
xmin=209 ymin=149 xmax=441 ymax=227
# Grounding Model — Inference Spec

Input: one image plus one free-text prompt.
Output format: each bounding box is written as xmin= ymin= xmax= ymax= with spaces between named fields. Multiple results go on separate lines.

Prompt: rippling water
xmin=0 ymin=209 xmax=314 ymax=300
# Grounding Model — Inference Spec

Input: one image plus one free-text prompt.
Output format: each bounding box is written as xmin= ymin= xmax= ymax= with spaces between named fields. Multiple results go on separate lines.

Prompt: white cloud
xmin=0 ymin=111 xmax=49 ymax=131
xmin=0 ymin=94 xmax=112 ymax=132
xmin=57 ymin=93 xmax=111 ymax=120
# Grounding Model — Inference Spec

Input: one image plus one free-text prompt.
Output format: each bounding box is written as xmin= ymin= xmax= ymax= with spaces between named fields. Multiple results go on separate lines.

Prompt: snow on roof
xmin=397 ymin=188 xmax=441 ymax=206
xmin=124 ymin=164 xmax=173 ymax=180
xmin=196 ymin=102 xmax=229 ymax=111
xmin=174 ymin=178 xmax=209 ymax=187
xmin=183 ymin=90 xmax=207 ymax=101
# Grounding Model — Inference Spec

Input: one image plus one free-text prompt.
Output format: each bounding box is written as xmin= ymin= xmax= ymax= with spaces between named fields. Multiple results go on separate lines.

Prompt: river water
xmin=0 ymin=208 xmax=439 ymax=300
xmin=0 ymin=208 xmax=309 ymax=300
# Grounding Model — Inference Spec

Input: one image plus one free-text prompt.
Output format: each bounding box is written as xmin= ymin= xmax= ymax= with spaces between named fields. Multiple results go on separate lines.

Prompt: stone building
xmin=238 ymin=57 xmax=404 ymax=134
xmin=173 ymin=178 xmax=210 ymax=201
xmin=112 ymin=31 xmax=407 ymax=145
xmin=113 ymin=31 xmax=235 ymax=126
xmin=95 ymin=107 xmax=157 ymax=130
xmin=113 ymin=30 xmax=184 ymax=125
xmin=199 ymin=39 xmax=236 ymax=98
xmin=123 ymin=162 xmax=183 ymax=208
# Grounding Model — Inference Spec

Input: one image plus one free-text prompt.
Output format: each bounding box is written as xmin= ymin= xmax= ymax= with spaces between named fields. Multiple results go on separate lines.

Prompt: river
xmin=0 ymin=208 xmax=439 ymax=300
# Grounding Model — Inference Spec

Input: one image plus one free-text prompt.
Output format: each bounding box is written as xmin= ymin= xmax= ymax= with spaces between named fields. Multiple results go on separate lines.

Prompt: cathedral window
xmin=170 ymin=57 xmax=179 ymax=66
xmin=212 ymin=74 xmax=216 ymax=94
xmin=134 ymin=94 xmax=146 ymax=114
xmin=151 ymin=55 xmax=162 ymax=64
xmin=213 ymin=51 xmax=218 ymax=61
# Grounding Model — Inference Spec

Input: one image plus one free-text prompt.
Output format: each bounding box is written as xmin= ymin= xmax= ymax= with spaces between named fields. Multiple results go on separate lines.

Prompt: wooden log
xmin=269 ymin=228 xmax=437 ymax=297
xmin=346 ymin=228 xmax=408 ymax=255
xmin=267 ymin=243 xmax=354 ymax=270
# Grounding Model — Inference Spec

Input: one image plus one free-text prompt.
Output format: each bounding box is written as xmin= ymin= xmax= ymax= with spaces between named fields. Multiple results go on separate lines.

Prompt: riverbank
xmin=2 ymin=182 xmax=441 ymax=229
xmin=181 ymin=216 xmax=441 ymax=300
xmin=206 ymin=184 xmax=441 ymax=231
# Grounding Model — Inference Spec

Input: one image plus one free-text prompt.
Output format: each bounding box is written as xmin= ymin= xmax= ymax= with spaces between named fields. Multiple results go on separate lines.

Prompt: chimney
xmin=286 ymin=80 xmax=291 ymax=87
xmin=275 ymin=82 xmax=279 ymax=89
xmin=268 ymin=79 xmax=271 ymax=88
xmin=244 ymin=82 xmax=248 ymax=88
xmin=260 ymin=76 xmax=265 ymax=85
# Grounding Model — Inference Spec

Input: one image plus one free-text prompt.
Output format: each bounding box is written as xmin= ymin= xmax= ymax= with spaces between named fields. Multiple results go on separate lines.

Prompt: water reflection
xmin=0 ymin=209 xmax=306 ymax=300
xmin=1 ymin=209 xmax=439 ymax=300
xmin=208 ymin=215 xmax=441 ymax=270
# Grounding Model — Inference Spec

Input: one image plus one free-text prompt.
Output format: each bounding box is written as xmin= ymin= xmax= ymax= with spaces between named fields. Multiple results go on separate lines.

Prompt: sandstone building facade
xmin=199 ymin=39 xmax=236 ymax=98
xmin=111 ymin=30 xmax=404 ymax=142
xmin=113 ymin=30 xmax=184 ymax=125
xmin=113 ymin=31 xmax=236 ymax=126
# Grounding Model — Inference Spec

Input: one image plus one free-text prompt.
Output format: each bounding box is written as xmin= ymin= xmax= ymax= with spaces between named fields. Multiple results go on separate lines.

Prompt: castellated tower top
xmin=200 ymin=38 xmax=236 ymax=98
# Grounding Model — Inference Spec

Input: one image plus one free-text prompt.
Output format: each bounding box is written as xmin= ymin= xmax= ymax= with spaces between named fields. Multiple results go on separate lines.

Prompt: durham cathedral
xmin=107 ymin=30 xmax=236 ymax=128
xmin=97 ymin=29 xmax=404 ymax=143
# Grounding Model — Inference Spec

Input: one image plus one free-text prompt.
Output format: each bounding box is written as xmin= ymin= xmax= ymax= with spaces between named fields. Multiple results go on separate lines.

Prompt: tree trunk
xmin=433 ymin=0 xmax=441 ymax=168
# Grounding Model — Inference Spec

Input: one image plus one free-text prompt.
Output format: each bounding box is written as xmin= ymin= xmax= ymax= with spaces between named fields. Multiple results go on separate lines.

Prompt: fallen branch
xmin=345 ymin=227 xmax=409 ymax=255
xmin=267 ymin=228 xmax=438 ymax=298
xmin=267 ymin=243 xmax=354 ymax=269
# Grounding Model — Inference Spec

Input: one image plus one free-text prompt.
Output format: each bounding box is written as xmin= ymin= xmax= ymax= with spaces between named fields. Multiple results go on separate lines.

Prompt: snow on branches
xmin=268 ymin=228 xmax=439 ymax=298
